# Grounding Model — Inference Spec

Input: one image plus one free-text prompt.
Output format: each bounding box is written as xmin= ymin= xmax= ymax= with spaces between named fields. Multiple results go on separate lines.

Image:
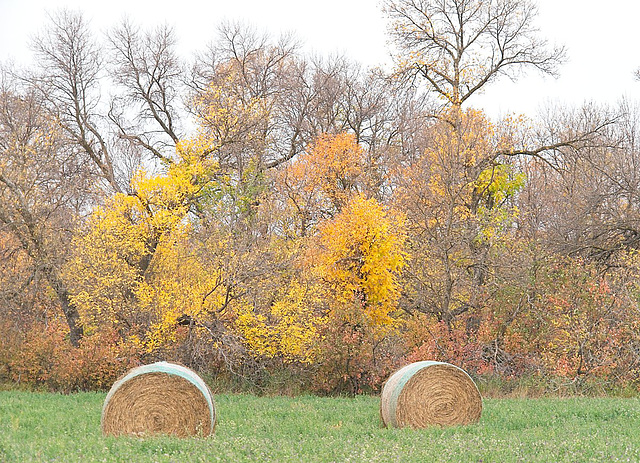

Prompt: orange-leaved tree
xmin=278 ymin=132 xmax=367 ymax=237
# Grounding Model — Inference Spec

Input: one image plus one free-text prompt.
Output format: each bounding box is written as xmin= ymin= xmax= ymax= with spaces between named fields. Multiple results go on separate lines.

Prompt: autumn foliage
xmin=2 ymin=9 xmax=640 ymax=396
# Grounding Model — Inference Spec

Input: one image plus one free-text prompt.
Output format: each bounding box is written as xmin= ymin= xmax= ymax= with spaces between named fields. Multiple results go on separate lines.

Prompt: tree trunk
xmin=57 ymin=288 xmax=84 ymax=348
xmin=44 ymin=269 xmax=84 ymax=347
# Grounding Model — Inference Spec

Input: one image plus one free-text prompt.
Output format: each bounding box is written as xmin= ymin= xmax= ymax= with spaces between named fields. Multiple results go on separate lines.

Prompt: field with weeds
xmin=0 ymin=391 xmax=638 ymax=462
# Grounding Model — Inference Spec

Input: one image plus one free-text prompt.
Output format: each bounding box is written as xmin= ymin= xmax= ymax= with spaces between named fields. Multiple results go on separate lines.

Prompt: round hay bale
xmin=380 ymin=361 xmax=482 ymax=428
xmin=101 ymin=361 xmax=216 ymax=437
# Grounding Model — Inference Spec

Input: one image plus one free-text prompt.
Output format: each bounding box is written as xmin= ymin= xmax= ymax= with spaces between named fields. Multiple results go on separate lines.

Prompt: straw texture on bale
xmin=101 ymin=361 xmax=216 ymax=437
xmin=380 ymin=361 xmax=482 ymax=428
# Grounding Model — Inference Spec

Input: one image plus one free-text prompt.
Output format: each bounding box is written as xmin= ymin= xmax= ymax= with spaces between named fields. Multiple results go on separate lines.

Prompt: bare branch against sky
xmin=1 ymin=0 xmax=640 ymax=117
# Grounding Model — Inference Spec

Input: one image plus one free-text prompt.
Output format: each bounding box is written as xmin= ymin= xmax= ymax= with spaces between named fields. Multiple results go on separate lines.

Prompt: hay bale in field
xmin=380 ymin=361 xmax=482 ymax=428
xmin=101 ymin=361 xmax=216 ymax=437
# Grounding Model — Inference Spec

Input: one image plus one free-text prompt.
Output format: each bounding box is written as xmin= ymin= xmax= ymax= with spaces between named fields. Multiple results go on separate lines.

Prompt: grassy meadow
xmin=0 ymin=391 xmax=638 ymax=462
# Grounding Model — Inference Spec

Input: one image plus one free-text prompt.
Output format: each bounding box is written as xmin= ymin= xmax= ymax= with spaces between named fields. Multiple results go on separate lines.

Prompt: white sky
xmin=1 ymin=0 xmax=640 ymax=119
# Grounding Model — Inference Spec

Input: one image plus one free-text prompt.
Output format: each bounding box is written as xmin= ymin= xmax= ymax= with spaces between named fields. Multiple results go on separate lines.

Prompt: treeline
xmin=1 ymin=0 xmax=639 ymax=395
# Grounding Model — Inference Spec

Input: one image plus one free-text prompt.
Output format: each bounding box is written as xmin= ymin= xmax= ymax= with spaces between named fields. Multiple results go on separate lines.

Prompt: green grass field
xmin=0 ymin=391 xmax=638 ymax=462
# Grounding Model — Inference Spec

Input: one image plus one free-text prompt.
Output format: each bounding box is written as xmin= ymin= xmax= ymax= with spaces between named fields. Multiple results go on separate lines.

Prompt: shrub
xmin=8 ymin=320 xmax=141 ymax=392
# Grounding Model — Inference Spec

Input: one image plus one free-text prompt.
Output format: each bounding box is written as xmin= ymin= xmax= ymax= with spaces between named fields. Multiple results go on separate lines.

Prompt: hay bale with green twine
xmin=101 ymin=361 xmax=216 ymax=437
xmin=380 ymin=361 xmax=482 ymax=428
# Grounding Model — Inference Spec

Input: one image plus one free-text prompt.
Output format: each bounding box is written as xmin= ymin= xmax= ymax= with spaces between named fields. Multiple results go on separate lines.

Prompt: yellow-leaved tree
xmin=232 ymin=277 xmax=325 ymax=364
xmin=65 ymin=121 xmax=331 ymax=371
xmin=307 ymin=193 xmax=407 ymax=393
xmin=311 ymin=194 xmax=407 ymax=326
xmin=64 ymin=139 xmax=223 ymax=351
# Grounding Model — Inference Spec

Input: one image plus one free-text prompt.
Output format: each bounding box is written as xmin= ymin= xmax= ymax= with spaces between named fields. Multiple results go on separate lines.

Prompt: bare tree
xmin=28 ymin=11 xmax=191 ymax=195
xmin=188 ymin=23 xmax=301 ymax=173
xmin=29 ymin=10 xmax=123 ymax=193
xmin=107 ymin=20 xmax=184 ymax=164
xmin=0 ymin=73 xmax=90 ymax=346
xmin=384 ymin=0 xmax=566 ymax=108
xmin=519 ymin=102 xmax=640 ymax=263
